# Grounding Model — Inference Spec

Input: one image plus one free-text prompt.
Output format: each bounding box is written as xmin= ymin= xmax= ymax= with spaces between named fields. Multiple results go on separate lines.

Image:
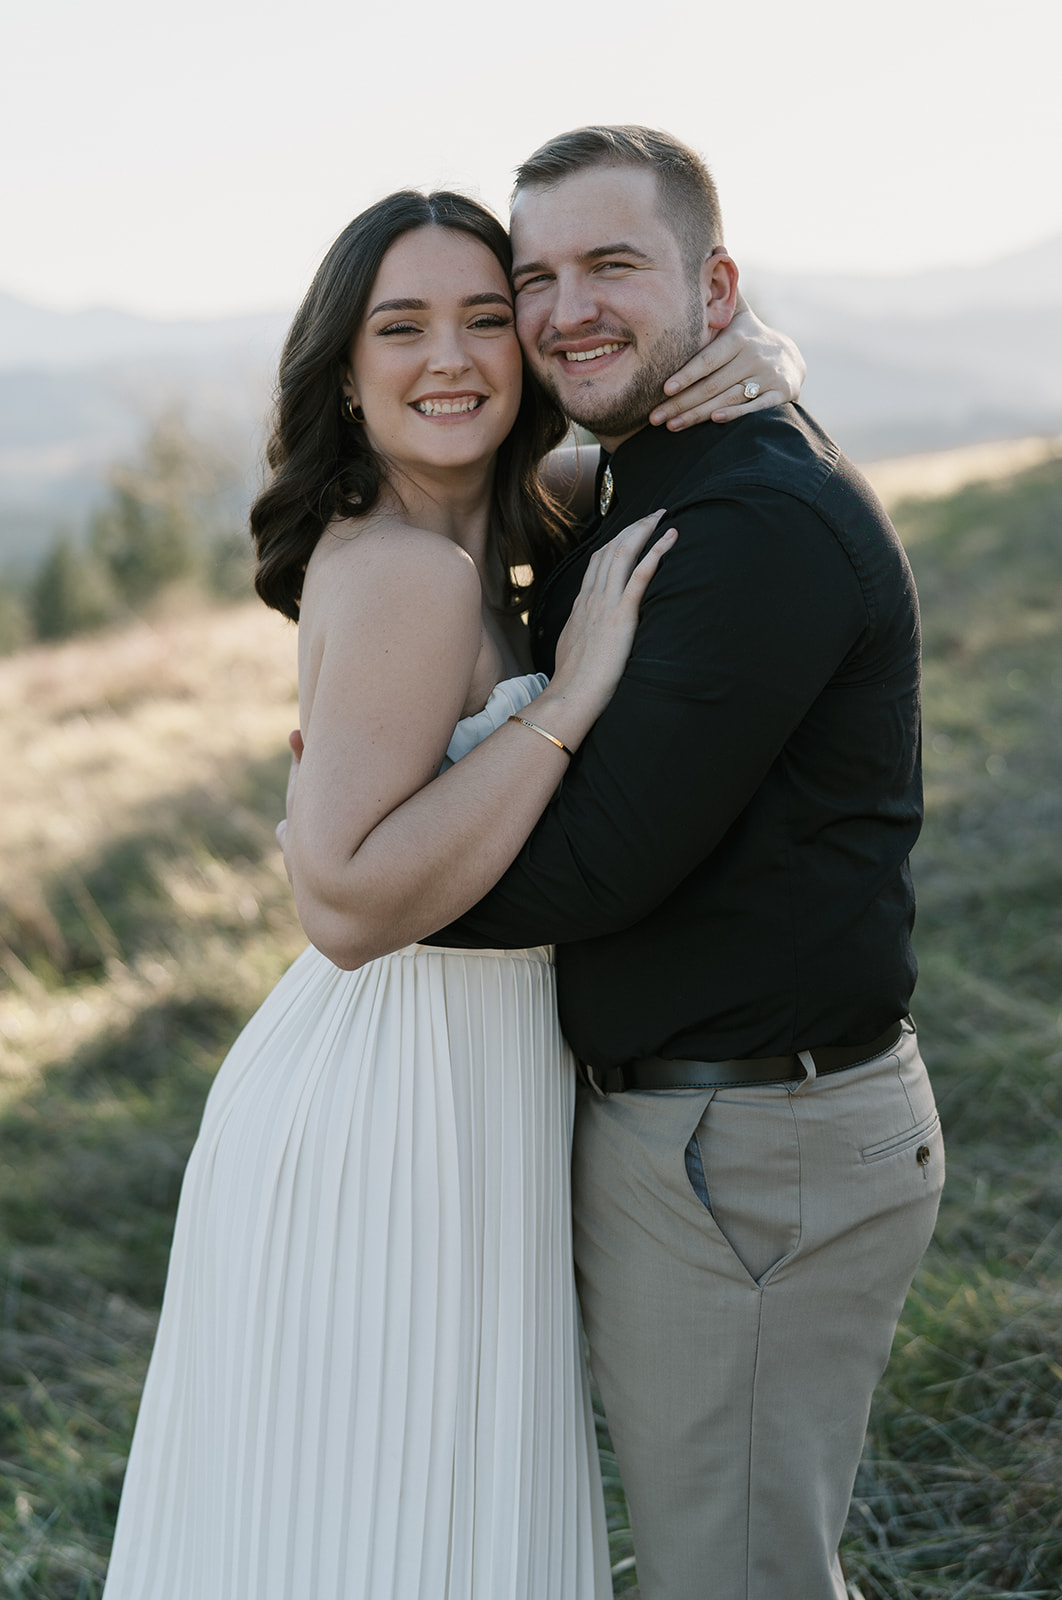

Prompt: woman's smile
xmin=411 ymin=391 xmax=488 ymax=419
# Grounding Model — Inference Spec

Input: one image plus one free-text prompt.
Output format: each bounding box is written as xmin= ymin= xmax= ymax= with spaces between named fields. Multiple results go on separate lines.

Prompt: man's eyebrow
xmin=583 ymin=242 xmax=651 ymax=263
xmin=512 ymin=242 xmax=652 ymax=280
xmin=367 ymin=292 xmax=512 ymax=316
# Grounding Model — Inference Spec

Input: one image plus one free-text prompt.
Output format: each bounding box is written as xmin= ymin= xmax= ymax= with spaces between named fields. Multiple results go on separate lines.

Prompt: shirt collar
xmin=593 ymin=417 xmax=728 ymax=529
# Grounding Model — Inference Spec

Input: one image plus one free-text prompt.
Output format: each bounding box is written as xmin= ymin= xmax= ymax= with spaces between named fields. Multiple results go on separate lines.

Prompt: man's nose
xmin=549 ymin=273 xmax=600 ymax=331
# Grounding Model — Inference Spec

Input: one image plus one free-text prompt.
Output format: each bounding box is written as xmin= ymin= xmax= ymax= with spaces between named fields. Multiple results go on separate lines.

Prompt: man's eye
xmin=514 ymin=275 xmax=550 ymax=293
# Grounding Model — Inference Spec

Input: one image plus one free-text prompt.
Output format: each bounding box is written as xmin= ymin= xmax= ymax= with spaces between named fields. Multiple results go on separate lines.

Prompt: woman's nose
xmin=426 ymin=328 xmax=471 ymax=374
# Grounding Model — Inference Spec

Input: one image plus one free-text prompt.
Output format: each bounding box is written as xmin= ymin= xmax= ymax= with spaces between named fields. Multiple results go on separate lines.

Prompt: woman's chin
xmin=386 ymin=430 xmax=509 ymax=480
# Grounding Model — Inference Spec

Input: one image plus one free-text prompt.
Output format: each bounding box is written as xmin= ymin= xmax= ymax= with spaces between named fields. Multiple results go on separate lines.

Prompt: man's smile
xmin=544 ymin=336 xmax=632 ymax=375
xmin=563 ymin=342 xmax=625 ymax=363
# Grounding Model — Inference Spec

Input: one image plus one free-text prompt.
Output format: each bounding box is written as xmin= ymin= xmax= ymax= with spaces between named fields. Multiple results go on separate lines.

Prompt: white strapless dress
xmin=102 ymin=674 xmax=610 ymax=1600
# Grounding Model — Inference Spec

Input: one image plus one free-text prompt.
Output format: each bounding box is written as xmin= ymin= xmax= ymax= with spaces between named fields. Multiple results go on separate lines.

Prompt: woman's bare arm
xmin=649 ymin=296 xmax=806 ymax=430
xmin=287 ymin=515 xmax=673 ymax=968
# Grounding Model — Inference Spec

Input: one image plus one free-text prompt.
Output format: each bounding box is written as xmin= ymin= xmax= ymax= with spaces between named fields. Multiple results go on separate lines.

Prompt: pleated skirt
xmin=103 ymin=942 xmax=610 ymax=1600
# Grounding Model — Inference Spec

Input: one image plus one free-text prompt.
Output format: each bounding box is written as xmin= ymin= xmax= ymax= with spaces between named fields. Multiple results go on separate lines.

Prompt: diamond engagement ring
xmin=743 ymin=380 xmax=761 ymax=400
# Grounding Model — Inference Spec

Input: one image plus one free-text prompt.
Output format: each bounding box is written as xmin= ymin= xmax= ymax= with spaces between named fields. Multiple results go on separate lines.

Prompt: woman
xmin=102 ymin=190 xmax=801 ymax=1600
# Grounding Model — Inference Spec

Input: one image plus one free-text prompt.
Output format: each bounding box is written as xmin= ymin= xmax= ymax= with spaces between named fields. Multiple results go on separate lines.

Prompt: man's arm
xmin=431 ymin=492 xmax=867 ymax=949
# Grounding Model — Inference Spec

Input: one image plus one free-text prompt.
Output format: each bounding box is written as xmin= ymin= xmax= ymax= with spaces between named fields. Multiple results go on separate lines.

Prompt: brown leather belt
xmin=582 ymin=1021 xmax=905 ymax=1095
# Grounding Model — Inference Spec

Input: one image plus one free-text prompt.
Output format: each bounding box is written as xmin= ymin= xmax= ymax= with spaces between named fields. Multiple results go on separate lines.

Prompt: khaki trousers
xmin=572 ymin=1021 xmax=943 ymax=1600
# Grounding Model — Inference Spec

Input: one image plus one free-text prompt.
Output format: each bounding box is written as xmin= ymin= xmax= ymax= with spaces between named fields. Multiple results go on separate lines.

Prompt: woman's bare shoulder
xmin=297 ymin=513 xmax=484 ymax=728
xmin=304 ymin=513 xmax=480 ymax=615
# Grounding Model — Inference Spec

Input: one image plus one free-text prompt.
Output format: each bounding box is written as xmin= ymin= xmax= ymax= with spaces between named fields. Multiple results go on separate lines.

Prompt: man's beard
xmin=537 ymin=291 xmax=706 ymax=439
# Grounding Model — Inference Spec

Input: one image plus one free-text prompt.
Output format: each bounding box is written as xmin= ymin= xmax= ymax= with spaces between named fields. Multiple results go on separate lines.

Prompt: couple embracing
xmin=103 ymin=126 xmax=943 ymax=1600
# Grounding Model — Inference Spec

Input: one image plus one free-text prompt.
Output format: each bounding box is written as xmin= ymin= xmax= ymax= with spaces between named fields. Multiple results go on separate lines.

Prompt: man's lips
xmin=410 ymin=393 xmax=487 ymax=417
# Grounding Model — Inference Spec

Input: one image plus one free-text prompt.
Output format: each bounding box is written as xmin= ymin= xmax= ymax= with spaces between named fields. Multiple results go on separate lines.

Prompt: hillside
xmin=1 ymin=445 xmax=1061 ymax=1596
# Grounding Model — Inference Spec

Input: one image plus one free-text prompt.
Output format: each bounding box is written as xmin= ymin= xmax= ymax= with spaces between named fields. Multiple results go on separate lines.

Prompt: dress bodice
xmin=440 ymin=674 xmax=548 ymax=771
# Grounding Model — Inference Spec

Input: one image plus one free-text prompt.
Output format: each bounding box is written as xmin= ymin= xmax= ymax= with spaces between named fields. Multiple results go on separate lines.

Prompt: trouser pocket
xmin=686 ymin=1087 xmax=802 ymax=1284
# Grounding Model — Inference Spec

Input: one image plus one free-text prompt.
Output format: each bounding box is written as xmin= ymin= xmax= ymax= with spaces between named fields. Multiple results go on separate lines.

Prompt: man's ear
xmin=700 ymin=246 xmax=740 ymax=333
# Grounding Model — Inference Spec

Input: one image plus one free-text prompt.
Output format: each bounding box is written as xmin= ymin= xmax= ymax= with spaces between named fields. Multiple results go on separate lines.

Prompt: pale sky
xmin=3 ymin=0 xmax=1060 ymax=319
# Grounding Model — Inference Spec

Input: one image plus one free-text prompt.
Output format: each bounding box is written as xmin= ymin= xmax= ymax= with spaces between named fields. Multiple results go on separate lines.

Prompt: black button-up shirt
xmin=431 ymin=404 xmax=922 ymax=1071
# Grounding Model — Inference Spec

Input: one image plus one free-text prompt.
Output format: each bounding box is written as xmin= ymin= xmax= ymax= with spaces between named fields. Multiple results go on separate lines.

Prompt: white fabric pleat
xmin=103 ymin=676 xmax=610 ymax=1600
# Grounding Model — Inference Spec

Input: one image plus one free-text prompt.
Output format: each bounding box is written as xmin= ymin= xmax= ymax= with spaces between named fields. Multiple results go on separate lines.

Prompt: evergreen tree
xmin=91 ymin=414 xmax=245 ymax=606
xmin=31 ymin=536 xmax=117 ymax=640
xmin=0 ymin=578 xmax=31 ymax=655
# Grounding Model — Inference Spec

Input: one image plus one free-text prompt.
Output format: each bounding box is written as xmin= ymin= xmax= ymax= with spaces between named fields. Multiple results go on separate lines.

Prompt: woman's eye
xmin=378 ymin=321 xmax=420 ymax=336
xmin=470 ymin=314 xmax=513 ymax=331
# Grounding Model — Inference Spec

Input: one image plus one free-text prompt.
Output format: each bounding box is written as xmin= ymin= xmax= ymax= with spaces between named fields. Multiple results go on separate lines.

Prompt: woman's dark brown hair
xmin=250 ymin=190 xmax=572 ymax=621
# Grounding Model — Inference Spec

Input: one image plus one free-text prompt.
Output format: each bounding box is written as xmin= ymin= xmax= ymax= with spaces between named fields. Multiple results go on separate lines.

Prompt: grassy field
xmin=1 ymin=447 xmax=1061 ymax=1597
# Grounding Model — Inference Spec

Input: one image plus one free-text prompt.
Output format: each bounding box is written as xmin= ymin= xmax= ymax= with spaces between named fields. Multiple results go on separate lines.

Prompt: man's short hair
xmin=512 ymin=125 xmax=724 ymax=278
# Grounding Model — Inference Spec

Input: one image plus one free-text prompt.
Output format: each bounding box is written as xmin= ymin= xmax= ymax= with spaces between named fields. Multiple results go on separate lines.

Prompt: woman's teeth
xmin=564 ymin=343 xmax=623 ymax=362
xmin=414 ymin=397 xmax=483 ymax=415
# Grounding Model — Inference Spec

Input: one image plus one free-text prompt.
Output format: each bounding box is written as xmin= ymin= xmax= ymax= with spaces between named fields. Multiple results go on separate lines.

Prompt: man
xmin=431 ymin=126 xmax=944 ymax=1599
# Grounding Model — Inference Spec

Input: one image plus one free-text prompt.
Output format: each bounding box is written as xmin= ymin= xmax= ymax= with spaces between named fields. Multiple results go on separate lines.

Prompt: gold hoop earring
xmin=343 ymin=397 xmax=365 ymax=424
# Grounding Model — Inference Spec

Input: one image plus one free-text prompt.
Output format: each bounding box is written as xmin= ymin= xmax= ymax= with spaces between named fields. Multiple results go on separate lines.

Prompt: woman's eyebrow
xmin=368 ymin=292 xmax=512 ymax=316
xmin=367 ymin=298 xmax=429 ymax=315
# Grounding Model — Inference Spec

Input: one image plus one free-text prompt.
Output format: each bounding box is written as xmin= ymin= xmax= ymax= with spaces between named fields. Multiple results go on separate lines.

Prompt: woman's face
xmin=344 ymin=226 xmax=524 ymax=483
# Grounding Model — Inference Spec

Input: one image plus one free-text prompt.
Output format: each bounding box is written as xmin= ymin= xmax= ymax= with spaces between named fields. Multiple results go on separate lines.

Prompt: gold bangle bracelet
xmin=507 ymin=714 xmax=574 ymax=758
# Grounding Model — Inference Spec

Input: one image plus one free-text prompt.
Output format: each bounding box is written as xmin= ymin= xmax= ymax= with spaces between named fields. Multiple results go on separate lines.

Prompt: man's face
xmin=510 ymin=166 xmax=708 ymax=451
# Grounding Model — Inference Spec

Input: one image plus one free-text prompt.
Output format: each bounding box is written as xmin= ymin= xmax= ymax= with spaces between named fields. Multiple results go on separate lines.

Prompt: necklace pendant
xmin=599 ymin=463 xmax=614 ymax=517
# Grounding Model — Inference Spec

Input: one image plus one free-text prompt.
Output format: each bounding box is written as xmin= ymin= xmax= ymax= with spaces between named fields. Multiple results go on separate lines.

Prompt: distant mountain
xmin=2 ymin=236 xmax=1061 ymax=570
xmin=745 ymin=233 xmax=1062 ymax=322
xmin=741 ymin=235 xmax=1062 ymax=458
xmin=0 ymin=293 xmax=290 ymax=374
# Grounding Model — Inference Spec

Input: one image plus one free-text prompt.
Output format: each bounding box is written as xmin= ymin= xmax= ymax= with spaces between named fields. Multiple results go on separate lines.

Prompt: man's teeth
xmin=414 ymin=397 xmax=482 ymax=415
xmin=563 ymin=343 xmax=623 ymax=363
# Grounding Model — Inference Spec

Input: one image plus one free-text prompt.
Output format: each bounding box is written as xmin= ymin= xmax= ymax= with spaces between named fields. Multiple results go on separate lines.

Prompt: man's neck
xmin=592 ymin=420 xmax=649 ymax=455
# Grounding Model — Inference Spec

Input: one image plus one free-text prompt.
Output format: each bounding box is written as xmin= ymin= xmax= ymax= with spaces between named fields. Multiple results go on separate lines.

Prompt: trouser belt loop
xmin=580 ymin=1061 xmax=619 ymax=1097
xmin=582 ymin=1062 xmax=604 ymax=1098
xmin=792 ymin=1048 xmax=818 ymax=1095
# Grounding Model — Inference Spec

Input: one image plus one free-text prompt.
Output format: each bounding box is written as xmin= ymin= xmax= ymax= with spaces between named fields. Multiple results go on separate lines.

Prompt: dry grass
xmin=1 ymin=602 xmax=301 ymax=1101
xmin=862 ymin=432 xmax=1062 ymax=513
xmin=2 ymin=602 xmax=298 ymax=886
